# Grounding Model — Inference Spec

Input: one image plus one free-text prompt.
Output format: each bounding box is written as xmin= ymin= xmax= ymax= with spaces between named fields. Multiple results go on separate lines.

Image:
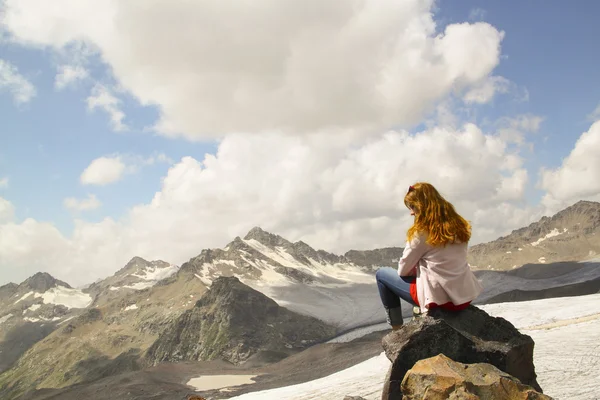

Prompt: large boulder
xmin=401 ymin=354 xmax=551 ymax=399
xmin=381 ymin=306 xmax=543 ymax=400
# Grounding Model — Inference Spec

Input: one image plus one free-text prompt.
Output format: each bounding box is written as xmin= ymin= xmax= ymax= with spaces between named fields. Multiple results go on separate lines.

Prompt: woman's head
xmin=404 ymin=182 xmax=471 ymax=246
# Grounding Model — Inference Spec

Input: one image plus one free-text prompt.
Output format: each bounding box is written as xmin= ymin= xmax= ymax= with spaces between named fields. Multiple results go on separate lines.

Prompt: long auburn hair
xmin=404 ymin=182 xmax=471 ymax=246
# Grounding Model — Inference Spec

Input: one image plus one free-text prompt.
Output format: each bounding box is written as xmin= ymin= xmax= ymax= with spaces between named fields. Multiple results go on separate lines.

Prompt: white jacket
xmin=398 ymin=233 xmax=483 ymax=312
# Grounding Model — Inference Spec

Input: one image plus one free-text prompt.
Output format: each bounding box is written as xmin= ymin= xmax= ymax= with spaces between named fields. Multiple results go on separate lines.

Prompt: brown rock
xmin=381 ymin=306 xmax=543 ymax=399
xmin=401 ymin=354 xmax=552 ymax=400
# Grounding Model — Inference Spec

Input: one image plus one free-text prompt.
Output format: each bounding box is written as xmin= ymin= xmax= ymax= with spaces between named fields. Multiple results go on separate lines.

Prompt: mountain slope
xmin=0 ymin=260 xmax=205 ymax=400
xmin=468 ymin=200 xmax=600 ymax=270
xmin=146 ymin=276 xmax=337 ymax=366
xmin=0 ymin=272 xmax=92 ymax=373
xmin=173 ymin=226 xmax=402 ymax=330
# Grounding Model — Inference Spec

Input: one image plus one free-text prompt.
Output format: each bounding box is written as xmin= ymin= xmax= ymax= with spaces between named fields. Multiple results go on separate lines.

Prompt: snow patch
xmin=530 ymin=228 xmax=568 ymax=246
xmin=23 ymin=304 xmax=42 ymax=314
xmin=41 ymin=286 xmax=92 ymax=308
xmin=131 ymin=263 xmax=178 ymax=282
xmin=109 ymin=286 xmax=120 ymax=291
xmin=538 ymin=257 xmax=546 ymax=263
xmin=15 ymin=291 xmax=34 ymax=303
xmin=122 ymin=281 xmax=154 ymax=290
xmin=506 ymin=251 xmax=512 ymax=254
xmin=0 ymin=314 xmax=13 ymax=324
xmin=58 ymin=316 xmax=75 ymax=325
xmin=124 ymin=304 xmax=138 ymax=311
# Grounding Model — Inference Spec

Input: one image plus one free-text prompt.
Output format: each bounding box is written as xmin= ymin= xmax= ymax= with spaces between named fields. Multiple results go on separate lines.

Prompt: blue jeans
xmin=375 ymin=267 xmax=417 ymax=325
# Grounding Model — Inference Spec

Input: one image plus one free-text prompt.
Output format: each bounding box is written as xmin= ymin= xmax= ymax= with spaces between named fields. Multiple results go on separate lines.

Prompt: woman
xmin=375 ymin=182 xmax=483 ymax=330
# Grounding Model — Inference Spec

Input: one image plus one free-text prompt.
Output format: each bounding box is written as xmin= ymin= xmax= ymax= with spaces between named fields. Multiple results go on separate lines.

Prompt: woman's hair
xmin=404 ymin=182 xmax=471 ymax=246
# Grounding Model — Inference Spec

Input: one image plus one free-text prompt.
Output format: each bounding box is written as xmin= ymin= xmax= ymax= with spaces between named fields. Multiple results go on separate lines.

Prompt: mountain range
xmin=0 ymin=200 xmax=599 ymax=399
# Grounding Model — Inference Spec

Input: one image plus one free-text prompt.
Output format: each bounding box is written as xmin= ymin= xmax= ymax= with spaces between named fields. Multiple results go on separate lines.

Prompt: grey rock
xmin=381 ymin=306 xmax=542 ymax=400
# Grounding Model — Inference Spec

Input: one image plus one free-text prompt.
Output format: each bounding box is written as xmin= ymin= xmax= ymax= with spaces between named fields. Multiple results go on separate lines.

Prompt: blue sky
xmin=1 ymin=0 xmax=600 ymax=285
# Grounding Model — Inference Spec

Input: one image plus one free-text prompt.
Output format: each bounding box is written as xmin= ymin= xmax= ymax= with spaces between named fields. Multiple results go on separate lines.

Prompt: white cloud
xmin=463 ymin=76 xmax=510 ymax=104
xmin=0 ymin=197 xmax=15 ymax=222
xmin=0 ymin=59 xmax=36 ymax=104
xmin=79 ymin=153 xmax=172 ymax=186
xmin=587 ymin=103 xmax=600 ymax=122
xmin=1 ymin=0 xmax=504 ymax=139
xmin=496 ymin=114 xmax=544 ymax=145
xmin=468 ymin=8 xmax=487 ymax=21
xmin=540 ymin=120 xmax=600 ymax=211
xmin=55 ymin=64 xmax=89 ymax=89
xmin=0 ymin=177 xmax=8 ymax=188
xmin=80 ymin=156 xmax=126 ymax=185
xmin=86 ymin=84 xmax=127 ymax=131
xmin=63 ymin=194 xmax=101 ymax=211
xmin=0 ymin=123 xmax=537 ymax=286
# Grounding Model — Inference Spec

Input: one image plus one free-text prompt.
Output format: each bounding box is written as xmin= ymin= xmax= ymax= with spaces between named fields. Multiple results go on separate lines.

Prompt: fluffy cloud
xmin=0 ymin=196 xmax=15 ymax=222
xmin=86 ymin=84 xmax=127 ymax=131
xmin=463 ymin=76 xmax=510 ymax=104
xmin=64 ymin=194 xmax=102 ymax=211
xmin=0 ymin=124 xmax=538 ymax=286
xmin=0 ymin=59 xmax=36 ymax=104
xmin=540 ymin=120 xmax=600 ymax=211
xmin=80 ymin=156 xmax=126 ymax=185
xmin=1 ymin=0 xmax=503 ymax=139
xmin=55 ymin=64 xmax=89 ymax=89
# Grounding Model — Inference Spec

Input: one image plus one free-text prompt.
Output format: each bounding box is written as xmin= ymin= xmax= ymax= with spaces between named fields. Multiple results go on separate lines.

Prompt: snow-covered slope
xmin=226 ymin=293 xmax=600 ymax=400
xmin=176 ymin=227 xmax=399 ymax=330
xmin=85 ymin=257 xmax=179 ymax=306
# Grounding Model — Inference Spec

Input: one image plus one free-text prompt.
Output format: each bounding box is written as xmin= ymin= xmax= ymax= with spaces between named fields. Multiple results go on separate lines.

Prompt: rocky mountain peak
xmin=243 ymin=226 xmax=290 ymax=247
xmin=197 ymin=276 xmax=278 ymax=313
xmin=22 ymin=272 xmax=70 ymax=292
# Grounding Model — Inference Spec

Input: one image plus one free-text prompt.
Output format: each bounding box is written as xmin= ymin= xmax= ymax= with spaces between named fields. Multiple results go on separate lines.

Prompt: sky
xmin=1 ymin=0 xmax=600 ymax=286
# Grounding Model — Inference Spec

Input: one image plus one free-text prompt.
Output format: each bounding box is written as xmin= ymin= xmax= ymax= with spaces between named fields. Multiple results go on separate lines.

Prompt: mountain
xmin=84 ymin=257 xmax=179 ymax=306
xmin=174 ymin=226 xmax=400 ymax=329
xmin=0 ymin=272 xmax=92 ymax=374
xmin=1 ymin=210 xmax=600 ymax=400
xmin=0 ymin=228 xmax=398 ymax=400
xmin=146 ymin=276 xmax=337 ymax=366
xmin=468 ymin=200 xmax=600 ymax=270
xmin=0 ymin=258 xmax=205 ymax=400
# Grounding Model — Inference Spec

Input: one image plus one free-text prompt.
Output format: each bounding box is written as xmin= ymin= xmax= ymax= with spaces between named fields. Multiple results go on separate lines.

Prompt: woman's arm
xmin=398 ymin=235 xmax=428 ymax=276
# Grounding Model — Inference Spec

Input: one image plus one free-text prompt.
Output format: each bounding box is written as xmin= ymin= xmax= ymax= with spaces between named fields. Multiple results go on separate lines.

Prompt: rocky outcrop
xmin=401 ymin=354 xmax=551 ymax=399
xmin=145 ymin=276 xmax=337 ymax=365
xmin=381 ymin=306 xmax=542 ymax=400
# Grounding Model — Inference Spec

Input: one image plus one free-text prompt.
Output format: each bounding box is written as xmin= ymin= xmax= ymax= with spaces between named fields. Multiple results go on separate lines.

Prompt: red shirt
xmin=410 ymin=281 xmax=470 ymax=311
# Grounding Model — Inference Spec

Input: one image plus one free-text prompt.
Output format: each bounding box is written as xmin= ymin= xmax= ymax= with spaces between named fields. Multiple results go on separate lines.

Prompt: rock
xmin=344 ymin=397 xmax=367 ymax=400
xmin=401 ymin=354 xmax=552 ymax=400
xmin=381 ymin=305 xmax=543 ymax=400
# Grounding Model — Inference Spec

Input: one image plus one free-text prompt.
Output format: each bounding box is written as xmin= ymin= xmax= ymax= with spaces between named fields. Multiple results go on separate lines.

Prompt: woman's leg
xmin=375 ymin=267 xmax=416 ymax=328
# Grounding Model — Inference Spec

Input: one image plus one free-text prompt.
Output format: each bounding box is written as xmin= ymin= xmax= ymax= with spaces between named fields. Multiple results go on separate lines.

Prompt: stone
xmin=401 ymin=354 xmax=552 ymax=400
xmin=380 ymin=305 xmax=543 ymax=400
xmin=344 ymin=397 xmax=367 ymax=400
